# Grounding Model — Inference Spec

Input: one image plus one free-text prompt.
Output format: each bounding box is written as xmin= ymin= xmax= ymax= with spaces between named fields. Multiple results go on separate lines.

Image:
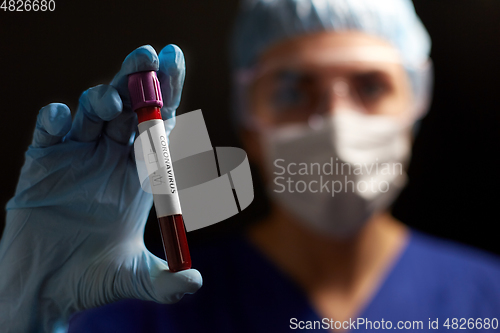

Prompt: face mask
xmin=259 ymin=109 xmax=412 ymax=238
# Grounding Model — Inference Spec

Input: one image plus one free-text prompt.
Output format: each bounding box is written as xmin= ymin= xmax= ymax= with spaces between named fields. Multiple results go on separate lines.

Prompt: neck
xmin=248 ymin=204 xmax=409 ymax=301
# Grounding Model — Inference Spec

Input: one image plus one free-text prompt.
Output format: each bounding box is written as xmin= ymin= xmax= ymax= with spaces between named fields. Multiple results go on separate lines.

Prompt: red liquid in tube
xmin=158 ymin=214 xmax=191 ymax=272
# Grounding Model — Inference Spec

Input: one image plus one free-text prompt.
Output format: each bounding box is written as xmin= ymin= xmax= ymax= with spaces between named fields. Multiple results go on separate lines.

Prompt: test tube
xmin=128 ymin=71 xmax=192 ymax=272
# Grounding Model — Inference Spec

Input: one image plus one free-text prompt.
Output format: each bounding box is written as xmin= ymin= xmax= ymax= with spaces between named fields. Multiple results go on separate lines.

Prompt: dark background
xmin=1 ymin=0 xmax=499 ymax=256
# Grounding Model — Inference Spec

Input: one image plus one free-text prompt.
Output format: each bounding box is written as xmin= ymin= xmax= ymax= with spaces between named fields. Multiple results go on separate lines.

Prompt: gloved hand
xmin=0 ymin=44 xmax=202 ymax=333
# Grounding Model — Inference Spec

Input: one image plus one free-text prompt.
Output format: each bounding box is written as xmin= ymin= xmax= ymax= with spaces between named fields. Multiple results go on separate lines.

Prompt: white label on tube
xmin=134 ymin=110 xmax=256 ymax=232
xmin=139 ymin=119 xmax=182 ymax=217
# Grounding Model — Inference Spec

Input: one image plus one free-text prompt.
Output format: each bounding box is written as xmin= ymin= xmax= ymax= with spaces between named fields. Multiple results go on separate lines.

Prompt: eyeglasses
xmin=235 ymin=45 xmax=416 ymax=127
xmin=250 ymin=64 xmax=407 ymax=126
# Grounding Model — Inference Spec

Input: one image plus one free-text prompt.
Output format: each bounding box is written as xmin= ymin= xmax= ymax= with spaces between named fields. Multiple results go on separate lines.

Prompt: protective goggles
xmin=234 ymin=46 xmax=432 ymax=127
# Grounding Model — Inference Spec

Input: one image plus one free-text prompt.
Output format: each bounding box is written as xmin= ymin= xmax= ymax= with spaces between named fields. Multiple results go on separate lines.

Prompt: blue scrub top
xmin=69 ymin=230 xmax=500 ymax=332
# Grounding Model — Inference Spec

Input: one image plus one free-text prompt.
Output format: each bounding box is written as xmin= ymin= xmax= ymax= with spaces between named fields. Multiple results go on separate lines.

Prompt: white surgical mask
xmin=258 ymin=109 xmax=412 ymax=238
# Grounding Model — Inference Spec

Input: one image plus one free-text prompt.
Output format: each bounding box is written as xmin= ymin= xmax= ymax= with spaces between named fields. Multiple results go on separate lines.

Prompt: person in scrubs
xmin=1 ymin=0 xmax=499 ymax=332
xmin=69 ymin=0 xmax=500 ymax=331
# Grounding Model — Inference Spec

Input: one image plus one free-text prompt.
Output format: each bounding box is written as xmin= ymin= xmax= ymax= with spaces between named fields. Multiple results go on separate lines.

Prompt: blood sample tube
xmin=128 ymin=71 xmax=191 ymax=272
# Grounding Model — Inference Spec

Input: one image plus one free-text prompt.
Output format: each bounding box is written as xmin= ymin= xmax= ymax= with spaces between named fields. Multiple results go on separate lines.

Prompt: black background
xmin=1 ymin=0 xmax=499 ymax=256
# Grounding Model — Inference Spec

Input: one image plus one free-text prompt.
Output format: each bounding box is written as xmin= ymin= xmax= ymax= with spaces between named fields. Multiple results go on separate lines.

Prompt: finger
xmin=116 ymin=252 xmax=202 ymax=304
xmin=158 ymin=44 xmax=186 ymax=121
xmin=67 ymin=84 xmax=122 ymax=142
xmin=149 ymin=255 xmax=203 ymax=303
xmin=106 ymin=45 xmax=159 ymax=144
xmin=32 ymin=103 xmax=72 ymax=148
xmin=152 ymin=269 xmax=203 ymax=303
xmin=102 ymin=108 xmax=138 ymax=145
xmin=110 ymin=45 xmax=160 ymax=108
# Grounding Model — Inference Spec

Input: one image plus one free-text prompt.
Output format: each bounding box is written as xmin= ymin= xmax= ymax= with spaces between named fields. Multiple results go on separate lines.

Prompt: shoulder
xmin=399 ymin=230 xmax=500 ymax=315
xmin=407 ymin=229 xmax=500 ymax=277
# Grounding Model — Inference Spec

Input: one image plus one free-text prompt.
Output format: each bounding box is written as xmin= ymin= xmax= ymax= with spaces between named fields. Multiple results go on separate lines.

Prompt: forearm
xmin=0 ymin=210 xmax=69 ymax=333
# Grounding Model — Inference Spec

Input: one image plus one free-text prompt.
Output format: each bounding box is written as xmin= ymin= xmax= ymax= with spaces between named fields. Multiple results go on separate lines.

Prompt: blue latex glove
xmin=0 ymin=45 xmax=202 ymax=333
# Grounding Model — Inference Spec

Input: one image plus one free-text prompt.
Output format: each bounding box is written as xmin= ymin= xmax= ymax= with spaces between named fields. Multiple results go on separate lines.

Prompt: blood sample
xmin=128 ymin=71 xmax=192 ymax=272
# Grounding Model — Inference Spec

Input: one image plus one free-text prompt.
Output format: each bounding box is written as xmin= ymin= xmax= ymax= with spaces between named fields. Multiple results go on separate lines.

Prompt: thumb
xmin=113 ymin=251 xmax=202 ymax=304
xmin=148 ymin=254 xmax=202 ymax=303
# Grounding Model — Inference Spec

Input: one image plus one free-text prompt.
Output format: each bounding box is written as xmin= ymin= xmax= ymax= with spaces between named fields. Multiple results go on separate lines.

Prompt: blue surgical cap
xmin=231 ymin=0 xmax=431 ymax=70
xmin=231 ymin=0 xmax=433 ymax=124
